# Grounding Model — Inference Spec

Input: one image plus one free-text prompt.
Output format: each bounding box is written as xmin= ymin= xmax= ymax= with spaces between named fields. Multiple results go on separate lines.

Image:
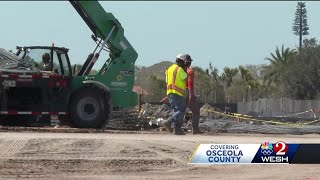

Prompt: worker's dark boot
xmin=192 ymin=125 xmax=203 ymax=134
xmin=192 ymin=118 xmax=203 ymax=134
xmin=173 ymin=123 xmax=185 ymax=135
xmin=162 ymin=118 xmax=173 ymax=133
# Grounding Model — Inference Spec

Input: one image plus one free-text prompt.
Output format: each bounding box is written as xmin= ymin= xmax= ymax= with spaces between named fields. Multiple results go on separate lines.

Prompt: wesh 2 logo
xmin=260 ymin=141 xmax=289 ymax=163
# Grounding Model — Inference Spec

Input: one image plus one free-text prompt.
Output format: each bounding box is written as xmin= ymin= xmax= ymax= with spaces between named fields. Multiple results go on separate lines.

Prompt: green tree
xmin=292 ymin=2 xmax=309 ymax=50
xmin=142 ymin=75 xmax=166 ymax=102
xmin=238 ymin=65 xmax=254 ymax=102
xmin=244 ymin=64 xmax=267 ymax=79
xmin=209 ymin=62 xmax=220 ymax=103
xmin=240 ymin=64 xmax=271 ymax=100
xmin=286 ymin=38 xmax=320 ymax=99
xmin=263 ymin=45 xmax=297 ymax=87
xmin=221 ymin=67 xmax=238 ymax=102
xmin=151 ymin=75 xmax=166 ymax=101
xmin=193 ymin=66 xmax=211 ymax=103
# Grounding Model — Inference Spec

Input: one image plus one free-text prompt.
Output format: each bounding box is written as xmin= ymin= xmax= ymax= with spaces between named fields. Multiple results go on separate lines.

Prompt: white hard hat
xmin=176 ymin=54 xmax=184 ymax=60
xmin=176 ymin=54 xmax=193 ymax=62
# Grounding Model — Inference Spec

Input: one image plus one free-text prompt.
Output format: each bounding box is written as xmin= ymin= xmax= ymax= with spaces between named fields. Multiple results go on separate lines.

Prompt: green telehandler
xmin=0 ymin=0 xmax=138 ymax=128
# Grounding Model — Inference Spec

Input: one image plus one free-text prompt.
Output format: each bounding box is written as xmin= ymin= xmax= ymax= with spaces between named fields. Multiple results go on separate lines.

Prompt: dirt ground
xmin=0 ymin=131 xmax=319 ymax=180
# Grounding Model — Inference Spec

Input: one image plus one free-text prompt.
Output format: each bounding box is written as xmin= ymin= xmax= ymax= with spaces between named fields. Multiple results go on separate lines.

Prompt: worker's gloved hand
xmin=160 ymin=96 xmax=169 ymax=104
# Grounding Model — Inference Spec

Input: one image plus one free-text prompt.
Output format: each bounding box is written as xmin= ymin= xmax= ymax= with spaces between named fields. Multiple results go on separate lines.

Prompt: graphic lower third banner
xmin=189 ymin=142 xmax=320 ymax=164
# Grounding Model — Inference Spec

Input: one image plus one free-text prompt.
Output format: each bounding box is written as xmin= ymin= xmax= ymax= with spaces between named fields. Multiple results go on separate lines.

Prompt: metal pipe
xmin=92 ymin=38 xmax=102 ymax=54
xmin=83 ymin=25 xmax=116 ymax=75
xmin=97 ymin=26 xmax=116 ymax=55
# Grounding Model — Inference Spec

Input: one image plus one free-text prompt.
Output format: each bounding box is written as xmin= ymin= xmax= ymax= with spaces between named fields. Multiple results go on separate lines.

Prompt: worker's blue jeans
xmin=168 ymin=93 xmax=187 ymax=128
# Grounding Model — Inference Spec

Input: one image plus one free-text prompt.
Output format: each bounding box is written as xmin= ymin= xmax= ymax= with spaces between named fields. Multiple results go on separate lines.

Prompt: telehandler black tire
xmin=70 ymin=88 xmax=111 ymax=128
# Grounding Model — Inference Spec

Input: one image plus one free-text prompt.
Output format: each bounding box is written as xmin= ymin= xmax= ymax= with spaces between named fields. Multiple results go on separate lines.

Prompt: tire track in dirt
xmin=14 ymin=138 xmax=77 ymax=160
xmin=90 ymin=139 xmax=178 ymax=172
xmin=0 ymin=133 xmax=320 ymax=179
xmin=0 ymin=139 xmax=28 ymax=159
xmin=123 ymin=139 xmax=192 ymax=166
xmin=14 ymin=139 xmax=117 ymax=160
xmin=0 ymin=137 xmax=175 ymax=174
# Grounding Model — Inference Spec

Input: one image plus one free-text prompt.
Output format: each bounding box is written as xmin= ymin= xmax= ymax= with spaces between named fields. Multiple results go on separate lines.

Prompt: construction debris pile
xmin=0 ymin=48 xmax=41 ymax=73
xmin=140 ymin=102 xmax=228 ymax=129
xmin=140 ymin=103 xmax=225 ymax=120
xmin=137 ymin=102 xmax=320 ymax=135
xmin=199 ymin=103 xmax=225 ymax=120
xmin=141 ymin=103 xmax=174 ymax=119
xmin=0 ymin=48 xmax=20 ymax=65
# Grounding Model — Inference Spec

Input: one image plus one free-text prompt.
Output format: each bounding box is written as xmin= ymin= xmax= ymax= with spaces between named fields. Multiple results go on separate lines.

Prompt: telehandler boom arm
xmin=69 ymin=0 xmax=138 ymax=75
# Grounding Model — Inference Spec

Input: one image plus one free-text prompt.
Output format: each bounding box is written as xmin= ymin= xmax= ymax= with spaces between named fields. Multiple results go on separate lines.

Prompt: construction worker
xmin=162 ymin=54 xmax=188 ymax=135
xmin=180 ymin=54 xmax=203 ymax=134
xmin=41 ymin=53 xmax=51 ymax=71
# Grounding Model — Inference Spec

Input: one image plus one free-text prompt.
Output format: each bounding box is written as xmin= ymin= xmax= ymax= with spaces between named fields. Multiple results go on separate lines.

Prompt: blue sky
xmin=0 ymin=1 xmax=319 ymax=72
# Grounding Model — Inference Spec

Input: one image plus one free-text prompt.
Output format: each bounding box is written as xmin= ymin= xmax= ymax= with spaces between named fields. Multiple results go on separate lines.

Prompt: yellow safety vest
xmin=165 ymin=64 xmax=187 ymax=97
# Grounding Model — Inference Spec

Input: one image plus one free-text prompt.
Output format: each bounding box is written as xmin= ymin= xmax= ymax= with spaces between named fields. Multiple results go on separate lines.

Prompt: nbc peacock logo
xmin=261 ymin=142 xmax=273 ymax=155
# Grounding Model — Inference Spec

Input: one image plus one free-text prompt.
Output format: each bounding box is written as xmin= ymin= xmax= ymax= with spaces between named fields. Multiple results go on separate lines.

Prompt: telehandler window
xmin=52 ymin=51 xmax=61 ymax=74
xmin=55 ymin=49 xmax=71 ymax=76
xmin=23 ymin=48 xmax=52 ymax=71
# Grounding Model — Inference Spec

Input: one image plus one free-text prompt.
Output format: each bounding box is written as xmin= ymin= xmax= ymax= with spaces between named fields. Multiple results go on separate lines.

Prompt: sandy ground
xmin=0 ymin=131 xmax=319 ymax=180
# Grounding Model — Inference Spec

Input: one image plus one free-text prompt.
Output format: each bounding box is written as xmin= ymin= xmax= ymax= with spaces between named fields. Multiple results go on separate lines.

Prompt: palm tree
xmin=263 ymin=45 xmax=297 ymax=86
xmin=222 ymin=67 xmax=238 ymax=102
xmin=209 ymin=62 xmax=220 ymax=103
xmin=238 ymin=65 xmax=254 ymax=102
